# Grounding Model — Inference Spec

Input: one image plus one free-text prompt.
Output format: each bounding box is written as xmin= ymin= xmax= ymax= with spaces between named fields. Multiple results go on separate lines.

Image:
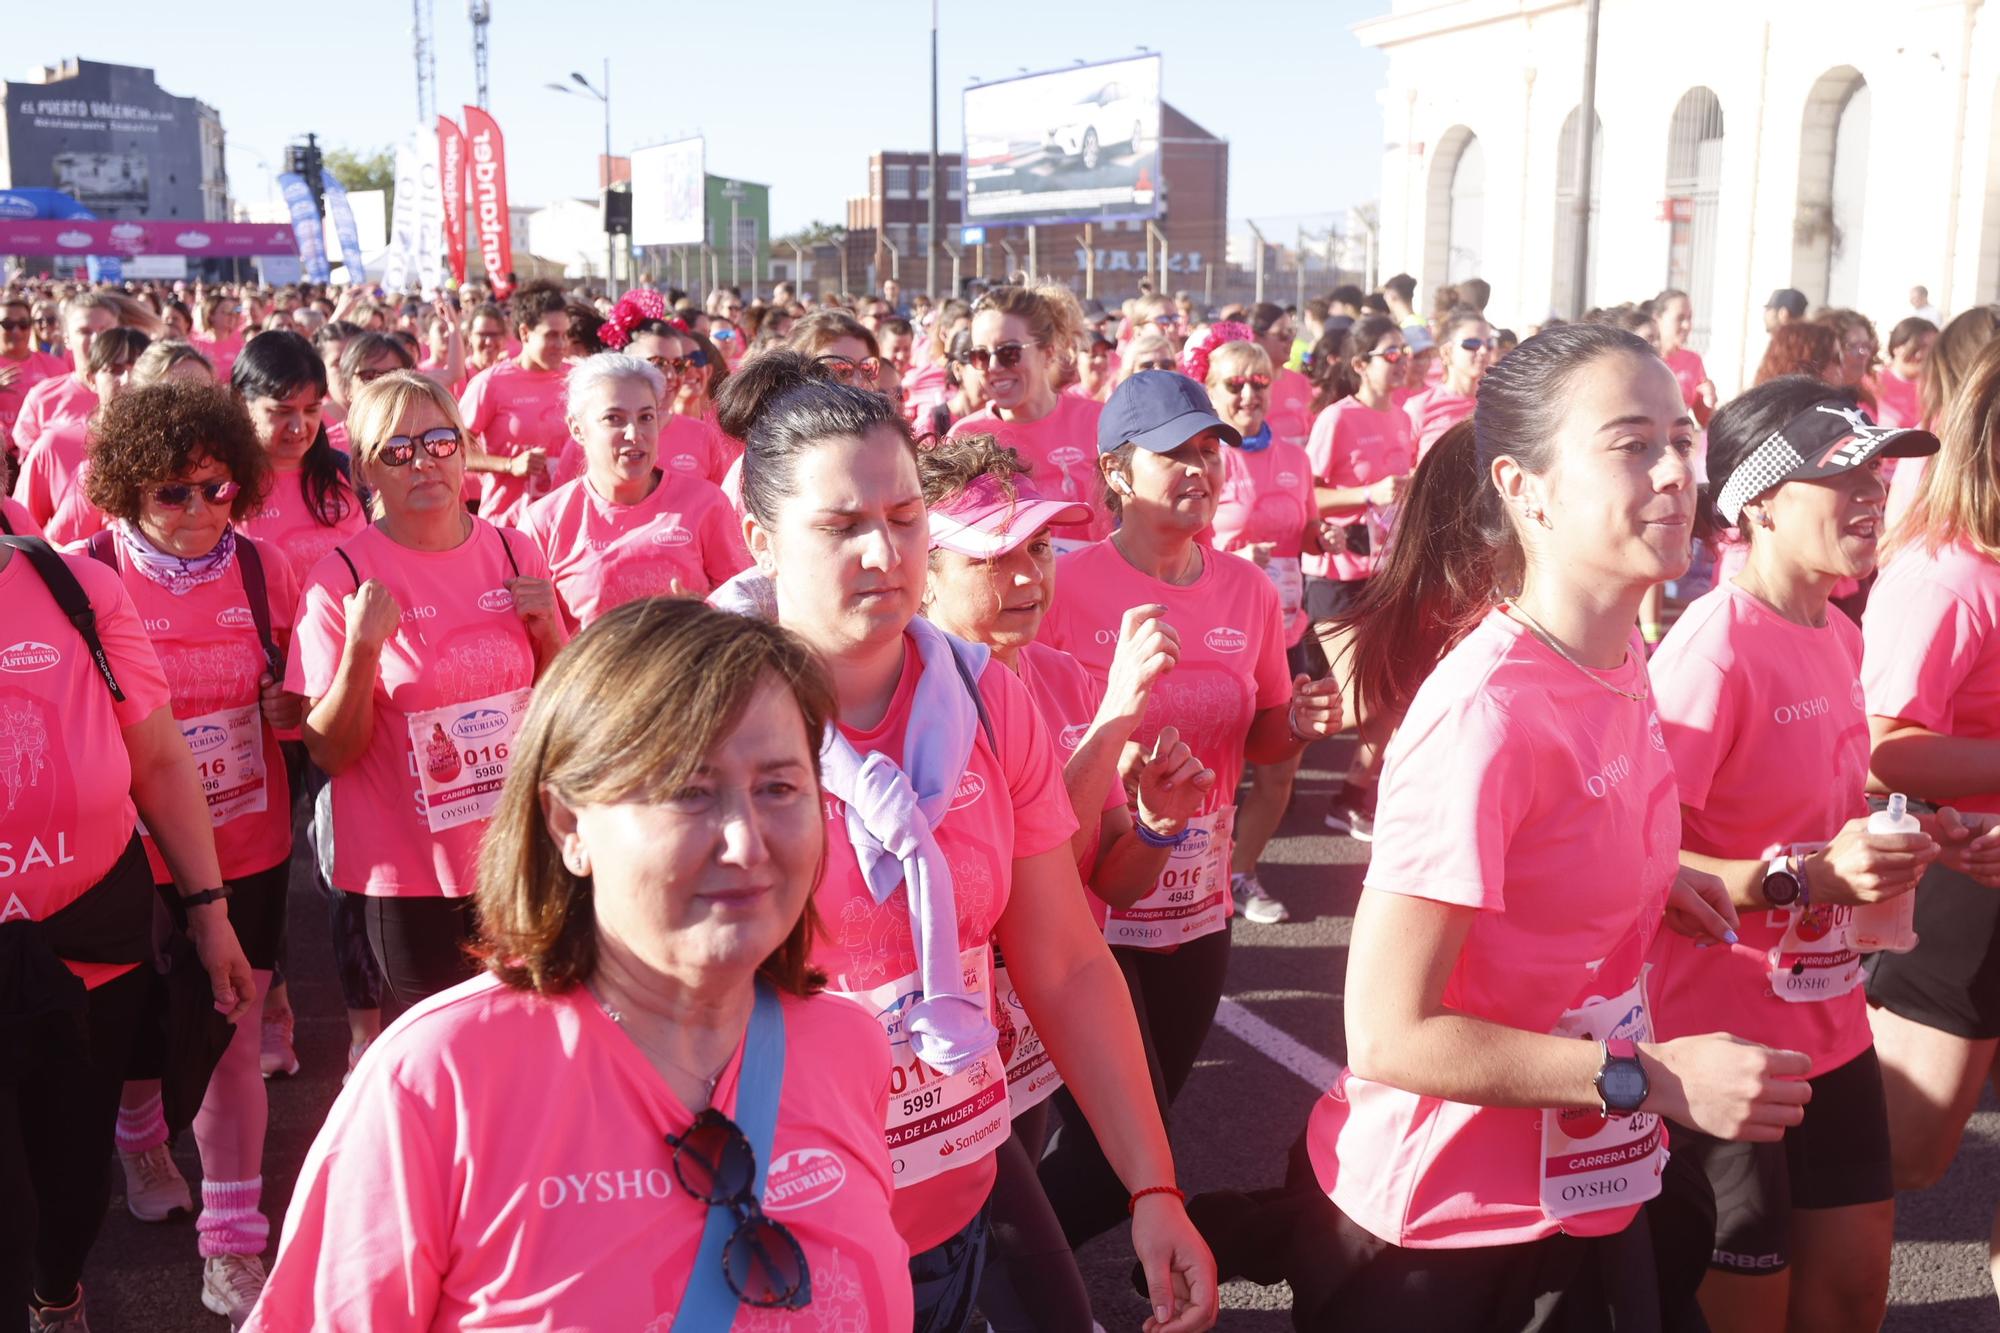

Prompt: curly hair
xmin=1754 ymin=322 xmax=1839 ymax=386
xmin=85 ymin=380 xmax=270 ymax=523
xmin=916 ymin=432 xmax=1029 ymax=510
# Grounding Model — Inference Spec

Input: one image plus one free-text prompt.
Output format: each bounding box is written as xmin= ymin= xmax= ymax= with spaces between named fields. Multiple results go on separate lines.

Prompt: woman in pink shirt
xmin=715 ymin=352 xmax=1217 ymax=1333
xmin=1304 ymin=314 xmax=1414 ymax=842
xmin=289 ymin=372 xmax=566 ymax=1008
xmin=11 ymin=292 xmax=116 ymax=458
xmin=1402 ymin=308 xmax=1492 ymax=459
xmin=1 ymin=504 xmax=254 ymax=1332
xmin=918 ymin=436 xmax=1215 ymax=1333
xmin=1874 ymin=316 xmax=1937 ymax=430
xmin=193 ymin=294 xmax=247 ymax=384
xmin=521 ymin=353 xmax=749 ymax=630
xmin=231 ymin=332 xmax=369 ymax=584
xmin=1655 ymin=289 xmax=1717 ymax=428
xmin=1650 ymin=378 xmax=1984 ymax=1333
xmin=904 ymin=299 xmax=972 ymax=427
xmin=1036 ymin=370 xmax=1341 ymax=1256
xmin=1198 ymin=324 xmax=1814 ymax=1329
xmin=16 ymin=328 xmax=154 ymax=547
xmin=0 ymin=293 xmax=68 ymax=465
xmin=1194 ymin=331 xmax=1323 ymax=924
xmin=599 ymin=290 xmax=737 ymax=485
xmin=254 ymin=599 xmax=914 ymax=1330
xmin=949 ymin=285 xmax=1112 ymax=543
xmin=1860 ymin=340 xmax=2000 ymax=1303
xmin=458 ymin=281 xmax=572 ymax=525
xmin=81 ymin=381 xmax=308 ymax=1321
xmin=1248 ymin=302 xmax=1315 ymax=448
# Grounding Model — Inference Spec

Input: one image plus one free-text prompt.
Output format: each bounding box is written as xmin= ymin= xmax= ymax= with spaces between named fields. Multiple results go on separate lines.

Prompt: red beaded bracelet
xmin=1128 ymin=1185 xmax=1187 ymax=1215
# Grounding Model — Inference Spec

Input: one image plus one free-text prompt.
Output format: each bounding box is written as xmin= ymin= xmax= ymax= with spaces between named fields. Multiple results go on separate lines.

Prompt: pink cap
xmin=928 ymin=473 xmax=1091 ymax=558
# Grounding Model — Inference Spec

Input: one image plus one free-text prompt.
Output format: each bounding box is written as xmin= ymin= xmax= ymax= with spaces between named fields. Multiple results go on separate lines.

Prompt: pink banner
xmin=0 ymin=219 xmax=299 ymax=257
xmin=438 ymin=115 xmax=469 ymax=286
xmin=461 ymin=105 xmax=514 ymax=298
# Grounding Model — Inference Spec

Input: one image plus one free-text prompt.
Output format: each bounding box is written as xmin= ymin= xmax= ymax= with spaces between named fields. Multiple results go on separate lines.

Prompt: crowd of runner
xmin=4 ymin=260 xmax=2000 ymax=1333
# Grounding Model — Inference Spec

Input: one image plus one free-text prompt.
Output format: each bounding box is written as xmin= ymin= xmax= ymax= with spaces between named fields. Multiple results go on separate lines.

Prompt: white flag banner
xmin=415 ymin=130 xmax=444 ymax=294
xmin=383 ymin=132 xmax=423 ymax=292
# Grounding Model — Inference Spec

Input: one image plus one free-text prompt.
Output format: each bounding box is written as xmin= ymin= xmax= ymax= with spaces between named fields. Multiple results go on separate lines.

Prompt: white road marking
xmin=1214 ymin=997 xmax=1343 ymax=1091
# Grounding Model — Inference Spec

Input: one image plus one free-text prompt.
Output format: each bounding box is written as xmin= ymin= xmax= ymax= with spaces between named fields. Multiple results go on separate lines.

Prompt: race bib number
xmin=1263 ymin=556 xmax=1304 ymax=621
xmin=835 ymin=947 xmax=1011 ymax=1188
xmin=405 ymin=686 xmax=531 ymax=832
xmin=992 ymin=955 xmax=1060 ymax=1115
xmin=1767 ymin=903 xmax=1863 ymax=1003
xmin=180 ymin=703 xmax=267 ymax=829
xmin=1105 ymin=808 xmax=1233 ymax=949
xmin=1539 ymin=972 xmax=1666 ymax=1222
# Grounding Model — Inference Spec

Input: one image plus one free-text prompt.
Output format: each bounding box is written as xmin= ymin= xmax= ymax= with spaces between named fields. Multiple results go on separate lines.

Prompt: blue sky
xmin=8 ymin=0 xmax=1388 ymax=236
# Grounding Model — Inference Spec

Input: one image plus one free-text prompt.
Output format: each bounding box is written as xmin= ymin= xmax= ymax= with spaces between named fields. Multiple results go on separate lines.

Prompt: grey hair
xmin=565 ymin=351 xmax=667 ymax=418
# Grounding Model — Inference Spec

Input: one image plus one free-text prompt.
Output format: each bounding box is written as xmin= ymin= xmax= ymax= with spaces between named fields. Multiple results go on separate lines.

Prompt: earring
xmin=563 ymin=842 xmax=590 ymax=877
xmin=1756 ymin=509 xmax=1775 ymax=529
xmin=1525 ymin=506 xmax=1552 ymax=529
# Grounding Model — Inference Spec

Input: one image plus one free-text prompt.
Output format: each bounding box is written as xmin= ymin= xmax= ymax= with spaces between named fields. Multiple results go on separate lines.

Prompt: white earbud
xmin=1109 ymin=474 xmax=1134 ymax=496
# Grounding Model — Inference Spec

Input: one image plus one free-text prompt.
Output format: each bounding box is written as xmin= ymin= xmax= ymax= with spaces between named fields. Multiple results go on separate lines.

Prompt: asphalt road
xmin=78 ymin=738 xmax=2000 ymax=1330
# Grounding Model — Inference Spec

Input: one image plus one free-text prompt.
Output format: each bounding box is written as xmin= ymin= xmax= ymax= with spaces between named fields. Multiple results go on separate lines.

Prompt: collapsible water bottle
xmin=1853 ymin=794 xmax=1921 ymax=954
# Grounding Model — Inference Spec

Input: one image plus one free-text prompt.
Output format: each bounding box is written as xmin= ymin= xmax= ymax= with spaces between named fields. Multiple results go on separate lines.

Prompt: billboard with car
xmin=962 ymin=55 xmax=1162 ymax=226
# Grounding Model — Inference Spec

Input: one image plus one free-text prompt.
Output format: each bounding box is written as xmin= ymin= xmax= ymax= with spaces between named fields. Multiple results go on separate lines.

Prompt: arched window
xmin=1423 ymin=126 xmax=1483 ymax=290
xmin=1552 ymin=108 xmax=1604 ymax=318
xmin=1793 ymin=67 xmax=1869 ymax=308
xmin=1664 ymin=89 xmax=1724 ymax=350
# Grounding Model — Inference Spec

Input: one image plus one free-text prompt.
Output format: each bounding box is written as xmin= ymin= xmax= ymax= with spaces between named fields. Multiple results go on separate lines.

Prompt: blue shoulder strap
xmin=673 ymin=976 xmax=785 ymax=1332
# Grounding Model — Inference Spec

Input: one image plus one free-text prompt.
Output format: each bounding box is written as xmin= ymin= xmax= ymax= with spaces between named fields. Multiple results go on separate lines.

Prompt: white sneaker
xmin=1232 ymin=873 xmax=1291 ymax=924
xmin=27 ymin=1286 xmax=89 ymax=1331
xmin=260 ymin=1012 xmax=299 ymax=1079
xmin=201 ymin=1254 xmax=267 ymax=1329
xmin=118 ymin=1143 xmax=192 ymax=1222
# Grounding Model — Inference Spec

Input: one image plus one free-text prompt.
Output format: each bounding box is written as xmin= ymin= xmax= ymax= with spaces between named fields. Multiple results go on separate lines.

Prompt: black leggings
xmin=1 ymin=965 xmax=153 ymax=1315
xmin=357 ymin=894 xmax=478 ymax=1007
xmin=977 ymin=1100 xmax=1093 ymax=1332
xmin=1040 ymin=928 xmax=1230 ymax=1246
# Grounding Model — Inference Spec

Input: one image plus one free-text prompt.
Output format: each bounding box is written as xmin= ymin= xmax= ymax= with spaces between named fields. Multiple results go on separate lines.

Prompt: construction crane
xmin=470 ymin=0 xmax=492 ymax=109
xmin=413 ymin=0 xmax=438 ymax=122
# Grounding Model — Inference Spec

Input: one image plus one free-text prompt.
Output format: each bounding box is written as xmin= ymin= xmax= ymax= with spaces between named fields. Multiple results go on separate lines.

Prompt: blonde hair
xmin=346 ymin=369 xmax=464 ymax=461
xmin=1117 ymin=330 xmax=1176 ymax=385
xmin=131 ymin=339 xmax=214 ymax=387
xmin=1205 ymin=340 xmax=1273 ymax=386
xmin=476 ymin=598 xmax=834 ymax=995
xmin=1893 ymin=338 xmax=2000 ymax=561
xmin=971 ymin=283 xmax=1085 ymax=355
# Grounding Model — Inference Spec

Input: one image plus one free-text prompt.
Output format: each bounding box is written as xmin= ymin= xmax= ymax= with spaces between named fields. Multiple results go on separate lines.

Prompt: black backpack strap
xmin=494 ymin=524 xmax=521 ymax=578
xmin=334 ymin=546 xmax=361 ymax=590
xmin=233 ymin=537 xmax=284 ymax=678
xmin=83 ymin=528 xmax=117 ymax=570
xmin=947 ymin=640 xmax=998 ymax=754
xmin=0 ymin=536 xmax=125 ymax=702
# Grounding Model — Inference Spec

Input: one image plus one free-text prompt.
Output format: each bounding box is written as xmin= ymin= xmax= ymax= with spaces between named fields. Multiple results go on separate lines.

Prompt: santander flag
xmin=438 ymin=115 xmax=469 ymax=286
xmin=462 ymin=105 xmax=514 ymax=298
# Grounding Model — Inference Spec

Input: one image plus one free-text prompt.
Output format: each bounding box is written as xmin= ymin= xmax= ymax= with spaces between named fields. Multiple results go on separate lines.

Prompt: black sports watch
xmin=1761 ymin=854 xmax=1803 ymax=908
xmin=1595 ymin=1039 xmax=1648 ymax=1116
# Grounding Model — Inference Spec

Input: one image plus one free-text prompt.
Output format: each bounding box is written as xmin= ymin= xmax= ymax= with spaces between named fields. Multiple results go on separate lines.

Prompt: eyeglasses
xmin=1152 ymin=314 xmax=1184 ymax=329
xmin=0 ymin=319 xmax=29 ymax=332
xmin=1134 ymin=358 xmax=1177 ymax=373
xmin=648 ymin=355 xmax=707 ymax=379
xmin=1366 ymin=347 xmax=1407 ymax=365
xmin=1459 ymin=338 xmax=1495 ymax=352
xmin=1224 ymin=374 xmax=1272 ymax=393
xmin=815 ymin=353 xmax=882 ymax=383
xmin=664 ymin=1108 xmax=812 ymax=1309
xmin=964 ymin=342 xmax=1030 ymax=372
xmin=33 ymin=315 xmax=59 ymax=327
xmin=149 ymin=479 xmax=241 ymax=509
xmin=371 ymin=426 xmax=463 ymax=466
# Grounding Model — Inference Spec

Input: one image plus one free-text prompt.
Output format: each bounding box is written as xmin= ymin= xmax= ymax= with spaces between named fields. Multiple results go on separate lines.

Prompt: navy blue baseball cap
xmin=1097 ymin=370 xmax=1242 ymax=455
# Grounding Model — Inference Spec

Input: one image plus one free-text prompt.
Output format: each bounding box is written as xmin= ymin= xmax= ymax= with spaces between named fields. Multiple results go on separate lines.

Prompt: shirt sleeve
xmin=1862 ymin=574 xmax=1982 ymax=733
xmin=1364 ymin=691 xmax=1532 ymax=912
xmin=257 ymin=537 xmax=303 ymax=657
xmin=285 ymin=558 xmax=353 ymax=700
xmin=981 ymin=661 xmax=1079 ymax=860
xmin=16 ymin=436 xmax=54 ymax=524
xmin=75 ymin=557 xmax=170 ymax=728
xmin=698 ymin=489 xmax=752 ymax=586
xmin=457 ymin=372 xmax=492 ymax=441
xmin=1304 ymin=403 xmax=1338 ymax=484
xmin=1652 ymin=647 xmax=1736 ymax=813
xmin=248 ymin=1073 xmax=449 ymax=1331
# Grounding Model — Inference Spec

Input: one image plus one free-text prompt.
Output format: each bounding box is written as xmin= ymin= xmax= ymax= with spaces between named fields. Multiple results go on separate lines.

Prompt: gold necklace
xmin=591 ymin=983 xmax=730 ymax=1106
xmin=1503 ymin=602 xmax=1650 ymax=703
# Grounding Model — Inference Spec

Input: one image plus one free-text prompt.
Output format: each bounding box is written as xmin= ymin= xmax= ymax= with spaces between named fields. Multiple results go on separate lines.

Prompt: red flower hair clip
xmin=601 ymin=288 xmax=667 ymax=350
xmin=1179 ymin=320 xmax=1256 ymax=384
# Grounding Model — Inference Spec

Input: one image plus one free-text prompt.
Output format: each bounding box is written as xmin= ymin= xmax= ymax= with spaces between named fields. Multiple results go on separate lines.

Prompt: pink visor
xmin=928 ymin=474 xmax=1092 ymax=558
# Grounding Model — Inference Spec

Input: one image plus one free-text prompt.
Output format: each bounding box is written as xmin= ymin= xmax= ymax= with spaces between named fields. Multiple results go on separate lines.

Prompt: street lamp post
xmin=546 ymin=59 xmax=617 ymax=296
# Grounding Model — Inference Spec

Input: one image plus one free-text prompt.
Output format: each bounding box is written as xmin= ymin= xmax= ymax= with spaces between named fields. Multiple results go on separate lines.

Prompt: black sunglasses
xmin=150 ymin=479 xmax=241 ymax=508
xmin=372 ymin=426 xmax=462 ymax=466
xmin=665 ymin=1108 xmax=812 ymax=1309
xmin=0 ymin=319 xmax=30 ymax=333
xmin=964 ymin=341 xmax=1031 ymax=372
xmin=1459 ymin=337 xmax=1495 ymax=352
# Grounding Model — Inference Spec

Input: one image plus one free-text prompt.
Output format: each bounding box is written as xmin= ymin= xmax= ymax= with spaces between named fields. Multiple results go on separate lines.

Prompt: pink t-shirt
xmin=1862 ymin=539 xmax=2000 ymax=814
xmin=104 ymin=535 xmax=300 ymax=883
xmin=1403 ymin=386 xmax=1476 ymax=460
xmin=1646 ymin=583 xmax=1872 ymax=1075
xmin=458 ymin=359 xmax=571 ymax=526
xmin=250 ymin=974 xmax=912 ymax=1332
xmin=236 ymin=467 xmax=369 ymax=585
xmin=14 ymin=421 xmax=104 ymax=547
xmin=1875 ymin=371 xmax=1920 ymax=431
xmin=949 ymin=395 xmax=1112 ymax=541
xmin=518 ymin=472 xmax=750 ymax=631
xmin=1211 ymin=440 xmax=1316 ymax=645
xmin=1265 ymin=367 xmax=1316 ymax=449
xmin=0 ymin=543 xmax=170 ymax=986
xmin=324 ymin=420 xmax=351 ymax=455
xmin=1014 ymin=640 xmax=1118 ymax=895
xmin=1663 ymin=347 xmax=1708 ymax=411
xmin=1041 ymin=539 xmax=1290 ymax=819
xmin=1 ymin=496 xmax=41 ymax=537
xmin=902 ymin=361 xmax=949 ymax=430
xmin=0 ymin=350 xmax=68 ymax=444
xmin=1304 ymin=398 xmax=1415 ymax=581
xmin=1308 ymin=610 xmax=1678 ymax=1248
xmin=10 ymin=373 xmax=95 ymax=455
xmin=809 ymin=639 xmax=1076 ymax=1252
xmin=286 ymin=521 xmax=552 ymax=897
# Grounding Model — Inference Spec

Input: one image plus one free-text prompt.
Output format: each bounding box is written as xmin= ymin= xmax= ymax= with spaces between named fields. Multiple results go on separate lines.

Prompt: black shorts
xmin=1671 ymin=1045 xmax=1893 ymax=1275
xmin=158 ymin=859 xmax=289 ymax=972
xmin=1304 ymin=575 xmax=1369 ymax=624
xmin=1865 ymin=858 xmax=2000 ymax=1039
xmin=1287 ymin=633 xmax=1328 ymax=681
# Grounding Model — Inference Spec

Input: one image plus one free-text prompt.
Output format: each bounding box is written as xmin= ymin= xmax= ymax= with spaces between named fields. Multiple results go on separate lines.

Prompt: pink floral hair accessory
xmin=1179 ymin=320 xmax=1256 ymax=384
xmin=601 ymin=288 xmax=667 ymax=350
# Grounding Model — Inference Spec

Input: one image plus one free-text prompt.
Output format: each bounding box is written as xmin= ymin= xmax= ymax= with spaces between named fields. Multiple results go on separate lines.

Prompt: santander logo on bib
xmin=1204 ymin=627 xmax=1248 ymax=653
xmin=762 ymin=1148 xmax=848 ymax=1212
xmin=477 ymin=588 xmax=515 ymax=613
xmin=216 ymin=606 xmax=255 ymax=631
xmin=949 ymin=771 xmax=987 ymax=811
xmin=0 ymin=641 xmax=61 ymax=674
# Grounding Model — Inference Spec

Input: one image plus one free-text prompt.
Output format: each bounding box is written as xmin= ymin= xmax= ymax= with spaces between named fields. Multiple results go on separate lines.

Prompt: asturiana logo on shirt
xmin=451 ymin=707 xmax=511 ymax=741
xmin=477 ymin=588 xmax=515 ymax=613
xmin=762 ymin=1148 xmax=847 ymax=1212
xmin=216 ymin=606 xmax=255 ymax=631
xmin=650 ymin=525 xmax=693 ymax=548
xmin=1277 ymin=471 xmax=1301 ymax=488
xmin=1058 ymin=722 xmax=1088 ymax=751
xmin=0 ymin=641 xmax=60 ymax=673
xmin=1047 ymin=446 xmax=1086 ymax=469
xmin=1204 ymin=627 xmax=1248 ymax=653
xmin=949 ymin=771 xmax=987 ymax=811
xmin=670 ymin=454 xmax=700 ymax=472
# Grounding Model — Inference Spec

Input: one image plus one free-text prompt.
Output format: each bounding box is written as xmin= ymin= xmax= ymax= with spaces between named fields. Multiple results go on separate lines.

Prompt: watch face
xmin=1764 ymin=870 xmax=1800 ymax=907
xmin=1601 ymin=1062 xmax=1648 ymax=1109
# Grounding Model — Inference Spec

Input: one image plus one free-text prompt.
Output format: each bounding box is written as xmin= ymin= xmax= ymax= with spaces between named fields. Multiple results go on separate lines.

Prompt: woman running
xmin=1401 ymin=308 xmax=1492 ymax=458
